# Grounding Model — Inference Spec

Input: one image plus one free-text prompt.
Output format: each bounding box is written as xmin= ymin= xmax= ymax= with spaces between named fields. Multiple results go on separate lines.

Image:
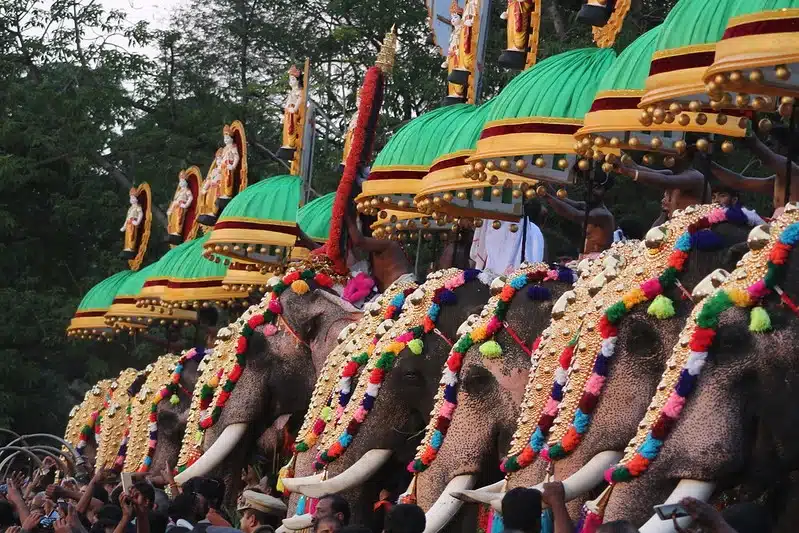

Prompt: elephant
xmin=282 ymin=268 xmax=493 ymax=527
xmin=173 ymin=268 xmax=416 ymax=498
xmin=598 ymin=208 xmax=799 ymax=531
xmin=413 ymin=246 xmax=641 ymax=532
xmin=455 ymin=205 xmax=757 ymax=526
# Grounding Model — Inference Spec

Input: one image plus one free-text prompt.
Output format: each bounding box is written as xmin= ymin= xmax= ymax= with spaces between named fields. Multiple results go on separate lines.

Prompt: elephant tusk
xmin=639 ymin=479 xmax=716 ymax=533
xmin=451 ymin=489 xmax=503 ymax=511
xmin=174 ymin=423 xmax=247 ymax=484
xmin=280 ymin=513 xmax=313 ymax=531
xmin=423 ymin=474 xmax=476 ymax=533
xmin=531 ymin=450 xmax=623 ymax=502
xmin=296 ymin=449 xmax=393 ymax=498
xmin=280 ymin=472 xmax=325 ymax=493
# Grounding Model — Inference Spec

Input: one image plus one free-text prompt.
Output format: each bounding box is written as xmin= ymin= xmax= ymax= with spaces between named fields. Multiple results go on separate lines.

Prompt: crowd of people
xmin=0 ymin=458 xmax=433 ymax=533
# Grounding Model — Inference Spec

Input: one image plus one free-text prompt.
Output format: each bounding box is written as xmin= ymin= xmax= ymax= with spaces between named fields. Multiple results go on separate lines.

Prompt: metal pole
xmin=520 ymin=209 xmax=528 ymax=263
xmin=581 ymin=165 xmax=594 ymax=255
xmin=414 ymin=231 xmax=423 ymax=279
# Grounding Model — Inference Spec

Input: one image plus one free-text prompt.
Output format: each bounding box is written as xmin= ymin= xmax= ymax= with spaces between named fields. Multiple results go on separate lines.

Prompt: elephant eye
xmin=403 ymin=370 xmax=423 ymax=383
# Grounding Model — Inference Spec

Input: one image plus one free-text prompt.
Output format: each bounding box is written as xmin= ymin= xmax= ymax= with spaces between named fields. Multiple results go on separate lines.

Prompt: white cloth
xmin=742 ymin=206 xmax=766 ymax=226
xmin=471 ymin=219 xmax=545 ymax=274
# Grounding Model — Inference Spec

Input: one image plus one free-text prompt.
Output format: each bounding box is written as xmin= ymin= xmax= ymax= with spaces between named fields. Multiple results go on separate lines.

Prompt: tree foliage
xmin=0 ymin=0 xmax=713 ymax=434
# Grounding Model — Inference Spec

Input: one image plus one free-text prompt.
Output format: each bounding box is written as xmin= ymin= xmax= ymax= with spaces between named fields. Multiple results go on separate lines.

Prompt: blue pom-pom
xmin=174 ymin=364 xmax=183 ymax=373
xmin=527 ymin=286 xmax=551 ymax=300
xmin=725 ymin=205 xmax=748 ymax=226
xmin=431 ymin=430 xmax=444 ymax=449
xmin=675 ymin=233 xmax=692 ymax=252
xmin=339 ymin=433 xmax=353 ymax=447
xmin=637 ymin=435 xmax=663 ymax=460
xmin=573 ymin=408 xmax=591 ymax=433
xmin=463 ymin=269 xmax=480 ymax=282
xmin=510 ymin=275 xmax=527 ymax=290
xmin=143 ymin=456 xmax=152 ymax=466
xmin=592 ymin=353 xmax=609 ymax=376
xmin=557 ymin=267 xmax=575 ymax=283
xmin=779 ymin=222 xmax=799 ymax=246
xmin=692 ymin=229 xmax=724 ymax=251
xmin=428 ymin=303 xmax=440 ymax=321
xmin=530 ymin=427 xmax=546 ymax=451
xmin=438 ymin=289 xmax=458 ymax=305
xmin=675 ymin=369 xmax=697 ymax=397
xmin=296 ymin=495 xmax=307 ymax=515
xmin=551 ymin=382 xmax=564 ymax=401
xmin=363 ymin=394 xmax=376 ymax=410
xmin=391 ymin=293 xmax=405 ymax=307
xmin=443 ymin=384 xmax=457 ymax=403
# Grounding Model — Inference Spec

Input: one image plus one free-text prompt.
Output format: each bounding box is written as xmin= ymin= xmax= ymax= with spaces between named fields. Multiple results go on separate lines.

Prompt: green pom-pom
xmin=353 ymin=352 xmax=369 ymax=365
xmin=169 ymin=394 xmax=180 ymax=405
xmin=479 ymin=340 xmax=503 ymax=359
xmin=697 ymin=291 xmax=733 ymax=329
xmin=295 ymin=442 xmax=309 ymax=452
xmin=408 ymin=338 xmax=424 ymax=355
xmin=647 ymin=295 xmax=675 ymax=319
xmin=611 ymin=467 xmax=633 ymax=483
xmin=320 ymin=406 xmax=333 ymax=422
xmin=605 ymin=302 xmax=627 ymax=324
xmin=658 ymin=267 xmax=679 ymax=289
xmin=548 ymin=444 xmax=565 ymax=460
xmin=749 ymin=306 xmax=772 ymax=333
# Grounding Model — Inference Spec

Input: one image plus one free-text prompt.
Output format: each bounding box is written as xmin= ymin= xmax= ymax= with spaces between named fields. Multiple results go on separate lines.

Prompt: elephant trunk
xmin=292 ymin=449 xmax=393 ymax=498
xmin=422 ymin=474 xmax=476 ymax=533
xmin=174 ymin=423 xmax=247 ymax=484
xmin=638 ymin=480 xmax=715 ymax=533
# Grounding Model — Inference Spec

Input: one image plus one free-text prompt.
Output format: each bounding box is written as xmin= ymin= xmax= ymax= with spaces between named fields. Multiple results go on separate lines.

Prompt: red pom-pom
xmin=626 ymin=454 xmax=650 ymax=476
xmin=369 ymin=369 xmax=385 ymax=384
xmin=446 ymin=354 xmax=463 ymax=372
xmin=314 ymin=273 xmax=334 ymax=287
xmin=312 ymin=419 xmax=325 ymax=435
xmin=770 ymin=242 xmax=792 ymax=265
xmin=329 ymin=442 xmax=344 ymax=457
xmin=248 ymin=314 xmax=265 ymax=328
xmin=689 ymin=327 xmax=716 ymax=352
xmin=501 ymin=285 xmax=516 ymax=301
xmin=283 ymin=271 xmax=300 ymax=284
xmin=598 ymin=315 xmax=617 ymax=339
xmin=217 ymin=390 xmax=231 ymax=405
xmin=668 ymin=250 xmax=688 ymax=270
xmin=227 ymin=364 xmax=243 ymax=382
xmin=519 ymin=446 xmax=535 ymax=465
xmin=559 ymin=345 xmax=575 ymax=369
xmin=561 ymin=426 xmax=580 ymax=451
xmin=236 ymin=336 xmax=248 ymax=354
xmin=200 ymin=418 xmax=213 ymax=429
xmin=423 ymin=316 xmax=436 ymax=333
xmin=342 ymin=361 xmax=359 ymax=377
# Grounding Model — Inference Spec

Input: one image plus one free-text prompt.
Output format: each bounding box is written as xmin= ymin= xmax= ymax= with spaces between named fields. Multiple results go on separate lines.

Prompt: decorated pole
xmin=319 ymin=26 xmax=398 ymax=273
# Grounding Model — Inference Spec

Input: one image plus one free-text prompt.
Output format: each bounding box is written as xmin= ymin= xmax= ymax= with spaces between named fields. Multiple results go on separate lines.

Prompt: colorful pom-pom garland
xmin=408 ymin=265 xmax=573 ymax=474
xmin=314 ymin=269 xmax=481 ymax=471
xmin=501 ymin=205 xmax=754 ymax=473
xmin=176 ymin=269 xmax=335 ymax=472
xmin=292 ymin=285 xmax=416 ymax=455
xmin=604 ymin=221 xmax=799 ymax=485
xmin=138 ymin=346 xmax=206 ymax=472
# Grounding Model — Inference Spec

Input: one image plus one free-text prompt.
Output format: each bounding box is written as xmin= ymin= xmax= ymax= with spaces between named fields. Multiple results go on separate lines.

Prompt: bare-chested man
xmin=710 ymin=131 xmax=799 ymax=217
xmin=345 ymin=215 xmax=413 ymax=292
xmin=542 ymin=173 xmax=615 ymax=257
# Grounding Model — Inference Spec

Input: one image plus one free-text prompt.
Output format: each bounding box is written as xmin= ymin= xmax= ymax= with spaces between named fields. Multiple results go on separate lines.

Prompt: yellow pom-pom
xmin=728 ymin=288 xmax=752 ymax=308
xmin=208 ymin=375 xmax=220 ymax=388
xmin=470 ymin=325 xmax=488 ymax=342
xmin=647 ymin=295 xmax=675 ymax=319
xmin=408 ymin=338 xmax=424 ymax=355
xmin=479 ymin=340 xmax=502 ymax=359
xmin=622 ymin=287 xmax=647 ymax=309
xmin=749 ymin=306 xmax=771 ymax=333
xmin=291 ymin=280 xmax=310 ymax=295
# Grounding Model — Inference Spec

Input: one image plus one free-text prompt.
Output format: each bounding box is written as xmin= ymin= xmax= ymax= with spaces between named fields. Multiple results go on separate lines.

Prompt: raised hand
xmin=21 ymin=511 xmax=43 ymax=533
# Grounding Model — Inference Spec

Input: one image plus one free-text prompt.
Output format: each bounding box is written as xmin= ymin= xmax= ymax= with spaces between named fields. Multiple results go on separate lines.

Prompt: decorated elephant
xmin=282 ymin=268 xmax=493 ymax=526
xmin=410 ymin=246 xmax=638 ymax=532
xmin=595 ymin=206 xmax=799 ymax=531
xmin=454 ymin=205 xmax=757 ymax=527
xmin=173 ymin=264 xmax=385 ymax=497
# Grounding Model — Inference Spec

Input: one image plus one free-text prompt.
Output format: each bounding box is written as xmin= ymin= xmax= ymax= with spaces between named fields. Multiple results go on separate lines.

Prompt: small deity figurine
xmin=197 ymin=149 xmax=224 ymax=224
xmin=281 ymin=65 xmax=304 ymax=154
xmin=219 ymin=124 xmax=241 ymax=200
xmin=459 ymin=0 xmax=478 ymax=71
xmin=443 ymin=1 xmax=466 ymax=99
xmin=499 ymin=0 xmax=534 ymax=68
xmin=167 ymin=171 xmax=194 ymax=242
xmin=341 ymin=89 xmax=361 ymax=167
xmin=121 ymin=188 xmax=144 ymax=258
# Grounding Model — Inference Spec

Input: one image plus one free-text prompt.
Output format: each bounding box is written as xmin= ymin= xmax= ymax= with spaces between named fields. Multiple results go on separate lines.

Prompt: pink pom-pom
xmin=335 ymin=405 xmax=345 ymax=420
xmin=585 ymin=374 xmax=606 ymax=396
xmin=353 ymin=407 xmax=368 ymax=422
xmin=604 ymin=467 xmax=614 ymax=484
xmin=263 ymin=324 xmax=278 ymax=336
xmin=580 ymin=509 xmax=604 ymax=533
xmin=268 ymin=299 xmax=282 ymax=314
xmin=486 ymin=316 xmax=503 ymax=334
xmin=440 ymin=401 xmax=456 ymax=418
xmin=444 ymin=272 xmax=466 ymax=290
xmin=706 ymin=208 xmax=727 ymax=224
xmin=395 ymin=331 xmax=415 ymax=343
xmin=545 ymin=269 xmax=559 ymax=281
xmin=662 ymin=391 xmax=687 ymax=418
xmin=747 ymin=279 xmax=769 ymax=300
xmin=543 ymin=398 xmax=559 ymax=416
xmin=640 ymin=278 xmax=663 ymax=300
xmin=312 ymin=419 xmax=325 ymax=434
xmin=540 ymin=447 xmax=551 ymax=462
xmin=148 ymin=439 xmax=157 ymax=448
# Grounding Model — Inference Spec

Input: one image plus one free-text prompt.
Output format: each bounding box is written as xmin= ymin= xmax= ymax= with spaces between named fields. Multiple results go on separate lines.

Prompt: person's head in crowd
xmin=383 ymin=503 xmax=425 ymax=533
xmin=596 ymin=520 xmax=638 ymax=533
xmin=102 ymin=472 xmax=121 ymax=497
xmin=92 ymin=483 xmax=110 ymax=505
xmin=0 ymin=501 xmax=15 ymax=530
xmin=131 ymin=481 xmax=155 ymax=510
xmin=712 ymin=185 xmax=740 ymax=208
xmin=148 ymin=511 xmax=169 ymax=533
xmin=721 ymin=502 xmax=772 ymax=533
xmin=590 ymin=170 xmax=615 ymax=207
xmin=91 ymin=504 xmax=124 ymax=533
xmin=153 ymin=488 xmax=171 ymax=516
xmin=313 ymin=495 xmax=349 ymax=527
xmin=30 ymin=492 xmax=46 ymax=512
xmin=110 ymin=485 xmax=125 ymax=507
xmin=60 ymin=477 xmax=78 ymax=492
xmin=183 ymin=476 xmax=225 ymax=512
xmin=313 ymin=517 xmax=342 ymax=533
xmin=236 ymin=490 xmax=286 ymax=532
xmin=501 ymin=487 xmax=542 ymax=533
xmin=169 ymin=492 xmax=202 ymax=526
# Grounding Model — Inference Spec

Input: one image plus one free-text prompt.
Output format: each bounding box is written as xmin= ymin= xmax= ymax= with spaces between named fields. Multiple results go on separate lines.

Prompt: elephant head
xmin=598 ymin=208 xmax=799 ymax=531
xmin=283 ymin=268 xmax=492 ymax=525
xmin=174 ymin=268 xmax=364 ymax=496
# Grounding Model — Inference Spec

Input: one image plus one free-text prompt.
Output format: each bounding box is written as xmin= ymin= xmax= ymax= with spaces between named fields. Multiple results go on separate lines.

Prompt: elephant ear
xmin=316 ymin=288 xmax=362 ymax=314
